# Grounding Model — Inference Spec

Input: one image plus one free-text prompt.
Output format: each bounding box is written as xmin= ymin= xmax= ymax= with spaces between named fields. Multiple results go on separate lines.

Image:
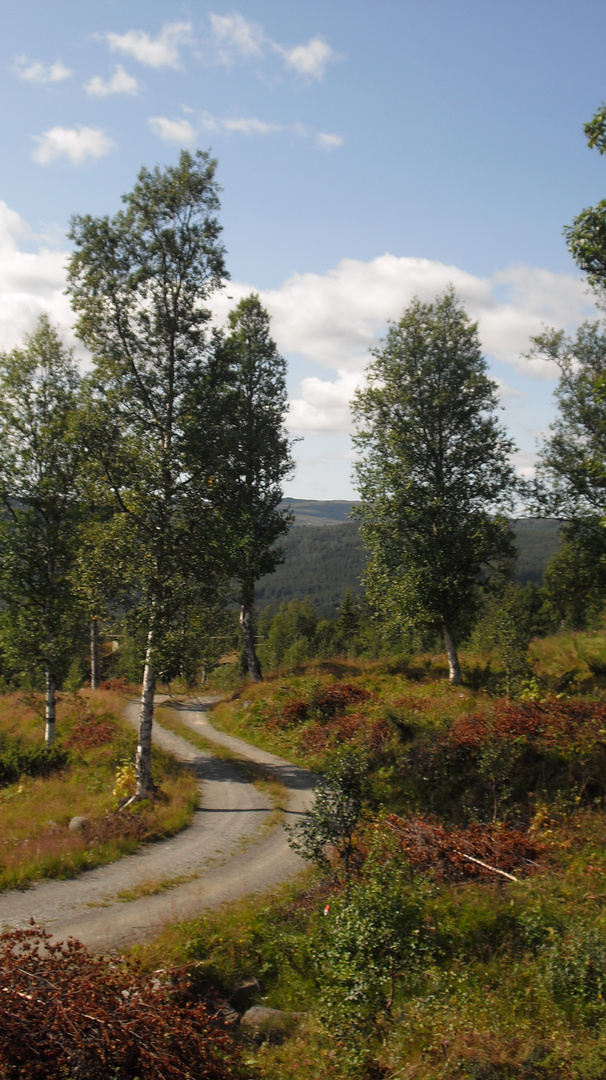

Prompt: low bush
xmin=385 ymin=813 xmax=544 ymax=882
xmin=0 ymin=735 xmax=68 ymax=787
xmin=0 ymin=926 xmax=242 ymax=1079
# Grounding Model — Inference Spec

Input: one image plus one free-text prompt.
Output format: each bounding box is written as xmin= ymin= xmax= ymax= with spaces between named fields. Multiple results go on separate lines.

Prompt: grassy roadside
xmin=0 ymin=689 xmax=199 ymax=891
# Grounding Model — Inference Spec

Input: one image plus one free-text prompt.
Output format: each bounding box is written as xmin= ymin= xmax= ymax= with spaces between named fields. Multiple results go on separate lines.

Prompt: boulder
xmin=240 ymin=1005 xmax=304 ymax=1045
xmin=68 ymin=816 xmax=89 ymax=833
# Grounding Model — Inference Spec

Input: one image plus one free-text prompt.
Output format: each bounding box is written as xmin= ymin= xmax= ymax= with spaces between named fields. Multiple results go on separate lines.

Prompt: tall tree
xmin=529 ymin=323 xmax=606 ymax=621
xmin=564 ymin=103 xmax=606 ymax=297
xmin=530 ymin=102 xmax=606 ymax=607
xmin=214 ymin=294 xmax=294 ymax=681
xmin=67 ymin=150 xmax=228 ymax=796
xmin=0 ymin=316 xmax=85 ymax=743
xmin=352 ymin=289 xmax=517 ymax=684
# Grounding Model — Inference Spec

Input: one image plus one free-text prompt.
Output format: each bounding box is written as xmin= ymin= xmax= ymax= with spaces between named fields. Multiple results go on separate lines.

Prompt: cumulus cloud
xmin=0 ymin=201 xmax=594 ymax=443
xmin=0 ymin=202 xmax=74 ymax=354
xmin=148 ymin=115 xmax=196 ymax=143
xmin=209 ymin=254 xmax=595 ymax=434
xmin=31 ymin=126 xmax=113 ymax=165
xmin=278 ymin=37 xmax=334 ymax=80
xmin=289 ymin=372 xmax=364 ymax=433
xmin=206 ymin=12 xmax=336 ymax=80
xmin=253 ymin=254 xmax=593 ymax=376
xmin=13 ymin=56 xmax=71 ymax=84
xmin=106 ymin=22 xmax=192 ymax=68
xmin=84 ymin=65 xmax=138 ymax=97
xmin=209 ymin=13 xmax=265 ymax=64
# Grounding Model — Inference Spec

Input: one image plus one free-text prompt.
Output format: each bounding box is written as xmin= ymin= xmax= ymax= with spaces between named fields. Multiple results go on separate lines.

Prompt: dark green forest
xmin=256 ymin=504 xmax=562 ymax=617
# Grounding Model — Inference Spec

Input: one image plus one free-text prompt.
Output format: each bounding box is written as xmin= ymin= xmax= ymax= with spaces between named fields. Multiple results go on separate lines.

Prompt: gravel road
xmin=0 ymin=697 xmax=314 ymax=953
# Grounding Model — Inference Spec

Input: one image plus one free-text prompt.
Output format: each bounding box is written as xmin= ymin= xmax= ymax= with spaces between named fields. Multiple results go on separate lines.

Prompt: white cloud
xmin=206 ymin=13 xmax=336 ymax=80
xmin=106 ymin=22 xmax=192 ymax=69
xmin=0 ymin=202 xmax=75 ymax=355
xmin=200 ymin=111 xmax=281 ymax=136
xmin=209 ymin=13 xmax=265 ymax=64
xmin=198 ymin=111 xmax=343 ymax=146
xmin=208 ymin=255 xmax=595 ymax=433
xmin=317 ymin=131 xmax=344 ymax=150
xmin=13 ymin=56 xmax=71 ymax=84
xmin=84 ymin=65 xmax=138 ymax=97
xmin=289 ymin=372 xmax=363 ymax=433
xmin=148 ymin=116 xmax=196 ymax=143
xmin=251 ymin=254 xmax=594 ymax=378
xmin=31 ymin=126 xmax=113 ymax=165
xmin=0 ymin=202 xmax=593 ymax=444
xmin=278 ymin=37 xmax=334 ymax=80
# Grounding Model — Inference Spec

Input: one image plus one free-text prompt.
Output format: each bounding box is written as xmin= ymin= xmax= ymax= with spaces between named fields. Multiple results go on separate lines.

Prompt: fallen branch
xmin=457 ymin=852 xmax=520 ymax=883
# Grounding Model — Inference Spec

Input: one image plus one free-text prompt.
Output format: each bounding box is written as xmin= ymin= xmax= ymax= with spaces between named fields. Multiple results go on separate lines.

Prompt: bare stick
xmin=458 ymin=852 xmax=520 ymax=883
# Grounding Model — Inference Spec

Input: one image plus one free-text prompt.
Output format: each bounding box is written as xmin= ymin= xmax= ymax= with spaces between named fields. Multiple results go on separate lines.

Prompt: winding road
xmin=0 ymin=697 xmax=314 ymax=953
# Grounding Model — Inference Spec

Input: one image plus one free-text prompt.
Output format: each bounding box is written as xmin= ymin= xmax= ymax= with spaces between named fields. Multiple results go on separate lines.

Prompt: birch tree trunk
xmin=240 ymin=584 xmax=262 ymax=682
xmin=90 ymin=616 xmax=100 ymax=690
xmin=442 ymin=618 xmax=462 ymax=685
xmin=136 ymin=620 xmax=157 ymax=797
xmin=45 ymin=664 xmax=56 ymax=746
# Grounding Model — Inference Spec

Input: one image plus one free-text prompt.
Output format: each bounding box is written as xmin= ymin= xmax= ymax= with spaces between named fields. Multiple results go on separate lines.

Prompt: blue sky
xmin=1 ymin=0 xmax=605 ymax=497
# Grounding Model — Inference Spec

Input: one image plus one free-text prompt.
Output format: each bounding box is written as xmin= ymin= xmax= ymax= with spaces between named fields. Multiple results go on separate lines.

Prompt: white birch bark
xmin=136 ymin=621 xmax=157 ymax=797
xmin=45 ymin=665 xmax=56 ymax=746
xmin=90 ymin=617 xmax=100 ymax=690
xmin=442 ymin=619 xmax=462 ymax=685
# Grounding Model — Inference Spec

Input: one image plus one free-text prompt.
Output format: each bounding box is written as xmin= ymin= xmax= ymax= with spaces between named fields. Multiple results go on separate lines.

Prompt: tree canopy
xmin=67 ymin=150 xmax=230 ymax=795
xmin=212 ymin=293 xmax=294 ymax=680
xmin=352 ymin=289 xmax=517 ymax=683
xmin=0 ymin=316 xmax=85 ymax=743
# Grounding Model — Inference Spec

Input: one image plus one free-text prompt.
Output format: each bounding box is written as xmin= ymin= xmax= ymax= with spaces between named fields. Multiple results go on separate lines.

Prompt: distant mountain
xmin=280 ymin=498 xmax=359 ymax=526
xmin=254 ymin=502 xmax=563 ymax=618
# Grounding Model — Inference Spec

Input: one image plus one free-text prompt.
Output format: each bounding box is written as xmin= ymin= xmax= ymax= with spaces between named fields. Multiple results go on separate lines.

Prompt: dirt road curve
xmin=0 ymin=697 xmax=314 ymax=953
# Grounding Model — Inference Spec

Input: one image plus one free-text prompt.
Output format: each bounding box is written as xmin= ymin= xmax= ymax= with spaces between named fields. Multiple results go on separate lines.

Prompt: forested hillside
xmin=255 ymin=504 xmax=562 ymax=616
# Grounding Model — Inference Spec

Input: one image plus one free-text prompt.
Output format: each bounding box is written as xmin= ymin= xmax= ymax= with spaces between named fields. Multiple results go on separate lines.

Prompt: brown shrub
xmin=446 ymin=699 xmax=606 ymax=751
xmin=385 ymin=813 xmax=543 ymax=882
xmin=311 ymin=682 xmax=371 ymax=718
xmin=99 ymin=676 xmax=132 ymax=691
xmin=65 ymin=715 xmax=117 ymax=749
xmin=0 ymin=926 xmax=240 ymax=1079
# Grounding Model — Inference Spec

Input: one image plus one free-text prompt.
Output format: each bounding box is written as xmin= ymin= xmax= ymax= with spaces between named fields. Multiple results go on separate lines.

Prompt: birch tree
xmin=213 ymin=294 xmax=294 ymax=680
xmin=352 ymin=289 xmax=517 ymax=684
xmin=67 ymin=150 xmax=228 ymax=796
xmin=0 ymin=316 xmax=84 ymax=743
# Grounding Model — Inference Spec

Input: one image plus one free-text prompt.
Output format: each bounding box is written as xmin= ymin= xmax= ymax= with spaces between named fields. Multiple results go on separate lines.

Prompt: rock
xmin=240 ymin=1005 xmax=304 ymax=1045
xmin=44 ymin=820 xmax=58 ymax=832
xmin=68 ymin=816 xmax=89 ymax=833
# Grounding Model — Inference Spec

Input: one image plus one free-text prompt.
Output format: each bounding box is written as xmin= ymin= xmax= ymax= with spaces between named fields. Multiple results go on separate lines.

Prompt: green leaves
xmin=352 ymin=289 xmax=518 ymax=651
xmin=0 ymin=316 xmax=86 ymax=688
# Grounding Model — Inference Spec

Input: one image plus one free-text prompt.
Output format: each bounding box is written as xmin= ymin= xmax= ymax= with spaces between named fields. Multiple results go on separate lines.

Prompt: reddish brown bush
xmin=99 ymin=676 xmax=132 ymax=691
xmin=0 ymin=926 xmax=241 ymax=1079
xmin=386 ymin=814 xmax=543 ymax=882
xmin=65 ymin=715 xmax=116 ymax=749
xmin=300 ymin=713 xmax=391 ymax=754
xmin=447 ymin=699 xmax=606 ymax=752
xmin=276 ymin=682 xmax=372 ymax=730
xmin=279 ymin=698 xmax=309 ymax=726
xmin=311 ymin=682 xmax=371 ymax=718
